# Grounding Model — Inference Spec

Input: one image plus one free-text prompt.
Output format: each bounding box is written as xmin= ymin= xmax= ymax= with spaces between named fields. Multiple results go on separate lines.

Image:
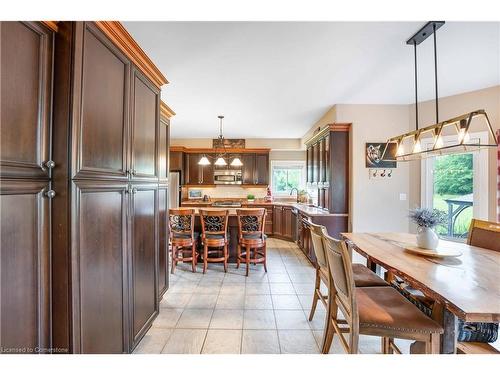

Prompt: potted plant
xmin=247 ymin=194 xmax=255 ymax=202
xmin=409 ymin=208 xmax=447 ymax=250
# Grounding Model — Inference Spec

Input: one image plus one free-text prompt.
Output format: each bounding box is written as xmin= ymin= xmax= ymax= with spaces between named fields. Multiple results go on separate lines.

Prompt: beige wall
xmin=300 ymin=106 xmax=337 ymax=146
xmin=170 ymin=138 xmax=303 ymax=151
xmin=408 ymin=86 xmax=500 ymax=223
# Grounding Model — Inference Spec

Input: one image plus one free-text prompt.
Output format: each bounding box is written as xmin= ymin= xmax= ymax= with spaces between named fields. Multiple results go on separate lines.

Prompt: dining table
xmin=341 ymin=232 xmax=500 ymax=354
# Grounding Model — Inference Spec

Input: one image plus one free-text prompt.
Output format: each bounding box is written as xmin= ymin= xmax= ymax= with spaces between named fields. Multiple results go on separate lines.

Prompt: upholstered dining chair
xmin=467 ymin=218 xmax=500 ymax=252
xmin=199 ymin=209 xmax=229 ymax=273
xmin=236 ymin=208 xmax=267 ymax=276
xmin=169 ymin=208 xmax=198 ymax=273
xmin=307 ymin=221 xmax=388 ymax=322
xmin=321 ymin=232 xmax=443 ymax=354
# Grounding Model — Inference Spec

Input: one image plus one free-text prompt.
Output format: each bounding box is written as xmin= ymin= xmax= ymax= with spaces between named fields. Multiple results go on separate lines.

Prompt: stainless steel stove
xmin=211 ymin=201 xmax=242 ymax=208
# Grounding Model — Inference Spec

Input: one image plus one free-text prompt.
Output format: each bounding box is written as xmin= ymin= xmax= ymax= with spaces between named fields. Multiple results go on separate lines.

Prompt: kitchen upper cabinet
xmin=241 ymin=154 xmax=256 ymax=184
xmin=185 ymin=153 xmax=213 ymax=185
xmin=241 ymin=153 xmax=269 ymax=185
xmin=131 ymin=69 xmax=160 ymax=181
xmin=72 ymin=22 xmax=130 ymax=181
xmin=312 ymin=142 xmax=320 ymax=183
xmin=71 ymin=181 xmax=129 ymax=353
xmin=0 ymin=180 xmax=51 ymax=353
xmin=306 ymin=147 xmax=313 ymax=183
xmin=0 ymin=22 xmax=53 ymax=180
xmin=130 ymin=185 xmax=158 ymax=348
xmin=170 ymin=151 xmax=184 ymax=172
xmin=158 ymin=186 xmax=169 ymax=299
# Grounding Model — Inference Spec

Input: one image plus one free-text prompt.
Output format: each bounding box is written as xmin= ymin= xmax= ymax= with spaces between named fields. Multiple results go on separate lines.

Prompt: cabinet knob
xmin=45 ymin=190 xmax=56 ymax=199
xmin=132 ymin=188 xmax=138 ymax=194
xmin=45 ymin=160 xmax=56 ymax=169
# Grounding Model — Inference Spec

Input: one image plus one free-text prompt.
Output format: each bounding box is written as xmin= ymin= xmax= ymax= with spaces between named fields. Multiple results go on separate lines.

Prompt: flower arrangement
xmin=409 ymin=208 xmax=447 ymax=228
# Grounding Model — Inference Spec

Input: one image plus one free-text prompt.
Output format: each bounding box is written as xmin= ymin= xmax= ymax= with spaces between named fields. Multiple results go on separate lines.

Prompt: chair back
xmin=169 ymin=208 xmax=195 ymax=240
xmin=308 ymin=221 xmax=328 ymax=270
xmin=467 ymin=219 xmax=500 ymax=252
xmin=236 ymin=208 xmax=266 ymax=239
xmin=323 ymin=232 xmax=357 ymax=323
xmin=199 ymin=209 xmax=229 ymax=238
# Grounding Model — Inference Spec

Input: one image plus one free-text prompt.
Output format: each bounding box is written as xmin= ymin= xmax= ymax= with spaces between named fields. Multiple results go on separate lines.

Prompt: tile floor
xmin=133 ymin=237 xmax=412 ymax=354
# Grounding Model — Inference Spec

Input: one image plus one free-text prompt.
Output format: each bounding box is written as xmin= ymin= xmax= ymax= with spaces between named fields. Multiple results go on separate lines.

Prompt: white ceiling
xmin=123 ymin=22 xmax=500 ymax=138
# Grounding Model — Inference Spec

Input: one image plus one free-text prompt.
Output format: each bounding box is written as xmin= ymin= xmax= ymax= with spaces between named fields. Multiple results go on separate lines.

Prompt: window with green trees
xmin=272 ymin=163 xmax=304 ymax=195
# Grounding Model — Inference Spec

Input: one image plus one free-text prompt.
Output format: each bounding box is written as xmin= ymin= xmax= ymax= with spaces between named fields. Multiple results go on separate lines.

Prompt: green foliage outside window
xmin=434 ymin=154 xmax=473 ymax=195
xmin=272 ymin=166 xmax=302 ymax=194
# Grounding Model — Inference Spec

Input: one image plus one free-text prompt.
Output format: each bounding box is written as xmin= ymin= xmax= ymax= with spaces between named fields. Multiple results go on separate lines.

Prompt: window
xmin=421 ymin=132 xmax=489 ymax=240
xmin=271 ymin=161 xmax=305 ymax=196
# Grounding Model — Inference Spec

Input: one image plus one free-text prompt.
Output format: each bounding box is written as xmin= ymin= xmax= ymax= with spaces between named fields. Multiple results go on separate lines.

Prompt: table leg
xmin=433 ymin=302 xmax=458 ymax=354
xmin=366 ymin=258 xmax=381 ymax=276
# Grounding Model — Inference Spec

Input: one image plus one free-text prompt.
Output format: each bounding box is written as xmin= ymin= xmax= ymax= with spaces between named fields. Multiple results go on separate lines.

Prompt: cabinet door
xmin=200 ymin=157 xmax=214 ymax=184
xmin=282 ymin=207 xmax=293 ymax=239
xmin=312 ymin=142 xmax=319 ymax=183
xmin=131 ymin=69 xmax=160 ymax=181
xmin=185 ymin=153 xmax=200 ymax=185
xmin=254 ymin=154 xmax=269 ymax=185
xmin=158 ymin=186 xmax=168 ymax=298
xmin=241 ymin=154 xmax=255 ymax=184
xmin=159 ymin=117 xmax=169 ymax=182
xmin=324 ymin=135 xmax=330 ymax=183
xmin=273 ymin=206 xmax=283 ymax=236
xmin=71 ymin=181 xmax=129 ymax=353
xmin=72 ymin=22 xmax=130 ymax=180
xmin=130 ymin=184 xmax=158 ymax=347
xmin=1 ymin=22 xmax=53 ymax=179
xmin=0 ymin=180 xmax=51 ymax=353
xmin=169 ymin=151 xmax=184 ymax=172
xmin=306 ymin=147 xmax=313 ymax=183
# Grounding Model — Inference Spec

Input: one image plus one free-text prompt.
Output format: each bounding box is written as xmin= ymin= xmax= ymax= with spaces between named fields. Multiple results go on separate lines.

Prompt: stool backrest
xmin=467 ymin=219 xmax=500 ymax=252
xmin=308 ymin=221 xmax=328 ymax=270
xmin=199 ymin=209 xmax=229 ymax=238
xmin=169 ymin=208 xmax=195 ymax=239
xmin=236 ymin=208 xmax=266 ymax=239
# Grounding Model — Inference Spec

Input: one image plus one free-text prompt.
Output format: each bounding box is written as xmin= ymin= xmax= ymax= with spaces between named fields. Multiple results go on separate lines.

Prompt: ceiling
xmin=123 ymin=22 xmax=500 ymax=138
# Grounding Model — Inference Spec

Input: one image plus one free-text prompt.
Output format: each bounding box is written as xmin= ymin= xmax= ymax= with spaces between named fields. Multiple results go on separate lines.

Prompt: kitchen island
xmin=180 ymin=199 xmax=348 ymax=265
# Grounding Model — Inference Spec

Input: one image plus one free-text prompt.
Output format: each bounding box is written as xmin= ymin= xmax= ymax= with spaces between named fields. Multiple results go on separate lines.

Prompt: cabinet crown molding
xmin=94 ymin=21 xmax=168 ymax=88
xmin=160 ymin=101 xmax=176 ymax=119
xmin=305 ymin=123 xmax=351 ymax=146
xmin=170 ymin=146 xmax=270 ymax=154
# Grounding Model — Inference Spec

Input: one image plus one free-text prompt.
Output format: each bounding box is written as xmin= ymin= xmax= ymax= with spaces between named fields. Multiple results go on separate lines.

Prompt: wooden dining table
xmin=341 ymin=232 xmax=500 ymax=354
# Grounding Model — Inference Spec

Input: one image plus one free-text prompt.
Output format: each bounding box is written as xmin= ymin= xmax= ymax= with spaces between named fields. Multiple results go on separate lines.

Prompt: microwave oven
xmin=214 ymin=170 xmax=242 ymax=185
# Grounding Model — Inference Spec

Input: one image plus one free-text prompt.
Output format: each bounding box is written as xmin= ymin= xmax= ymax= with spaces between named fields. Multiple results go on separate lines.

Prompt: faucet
xmin=290 ymin=187 xmax=300 ymax=203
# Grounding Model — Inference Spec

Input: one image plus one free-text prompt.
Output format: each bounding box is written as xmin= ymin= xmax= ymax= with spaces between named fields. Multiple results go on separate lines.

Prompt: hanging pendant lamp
xmin=382 ymin=21 xmax=498 ymax=162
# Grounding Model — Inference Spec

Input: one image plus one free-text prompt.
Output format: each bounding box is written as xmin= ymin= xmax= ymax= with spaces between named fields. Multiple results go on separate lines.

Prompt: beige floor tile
xmin=160 ymin=293 xmax=192 ymax=309
xmin=216 ymin=293 xmax=245 ymax=309
xmin=267 ymin=273 xmax=291 ymax=283
xmin=244 ymin=294 xmax=273 ymax=309
xmin=274 ymin=310 xmax=310 ymax=330
xmin=245 ymin=272 xmax=268 ymax=283
xmin=288 ymin=272 xmax=315 ymax=283
xmin=223 ymin=273 xmax=247 ymax=283
xmin=241 ymin=330 xmax=280 ymax=354
xmin=245 ymin=282 xmax=270 ymax=295
xmin=176 ymin=309 xmax=214 ymax=329
xmin=167 ymin=282 xmax=199 ymax=294
xmin=278 ymin=330 xmax=319 ymax=354
xmin=202 ymin=330 xmax=242 ymax=354
xmin=195 ymin=283 xmax=222 ymax=294
xmin=292 ymin=283 xmax=315 ymax=295
xmin=210 ymin=309 xmax=244 ymax=329
xmin=186 ymin=294 xmax=218 ymax=309
xmin=219 ymin=283 xmax=246 ymax=295
xmin=307 ymin=308 xmax=326 ymax=330
xmin=272 ymin=294 xmax=302 ymax=310
xmin=133 ymin=328 xmax=173 ymax=354
xmin=243 ymin=309 xmax=276 ymax=329
xmin=153 ymin=308 xmax=184 ymax=329
xmin=161 ymin=329 xmax=207 ymax=354
xmin=269 ymin=283 xmax=296 ymax=295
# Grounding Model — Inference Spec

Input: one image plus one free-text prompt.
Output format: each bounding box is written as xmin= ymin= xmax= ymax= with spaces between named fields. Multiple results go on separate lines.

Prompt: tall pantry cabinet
xmin=1 ymin=21 xmax=172 ymax=354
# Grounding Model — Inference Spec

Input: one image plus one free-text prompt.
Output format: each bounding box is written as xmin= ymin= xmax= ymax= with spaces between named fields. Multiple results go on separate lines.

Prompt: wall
xmin=301 ymin=105 xmax=337 ymax=145
xmin=170 ymin=138 xmax=303 ymax=150
xmin=408 ymin=86 xmax=500 ymax=223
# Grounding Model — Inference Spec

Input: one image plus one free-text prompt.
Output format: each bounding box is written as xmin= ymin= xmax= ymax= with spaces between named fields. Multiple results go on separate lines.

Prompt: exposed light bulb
xmin=435 ymin=135 xmax=444 ymax=148
xmin=214 ymin=157 xmax=227 ymax=166
xmin=198 ymin=156 xmax=211 ymax=165
xmin=230 ymin=157 xmax=243 ymax=167
xmin=458 ymin=128 xmax=470 ymax=143
xmin=396 ymin=143 xmax=405 ymax=156
xmin=413 ymin=137 xmax=421 ymax=153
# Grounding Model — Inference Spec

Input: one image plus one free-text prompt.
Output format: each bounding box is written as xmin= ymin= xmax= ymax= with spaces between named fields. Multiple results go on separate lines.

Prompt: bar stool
xmin=321 ymin=232 xmax=443 ymax=354
xmin=308 ymin=221 xmax=388 ymax=322
xmin=236 ymin=208 xmax=267 ymax=276
xmin=200 ymin=209 xmax=229 ymax=273
xmin=169 ymin=208 xmax=199 ymax=273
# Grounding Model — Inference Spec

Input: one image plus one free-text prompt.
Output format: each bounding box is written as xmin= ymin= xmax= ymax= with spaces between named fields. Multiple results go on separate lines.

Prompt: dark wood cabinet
xmin=241 ymin=153 xmax=269 ymax=185
xmin=158 ymin=186 xmax=169 ymax=299
xmin=241 ymin=154 xmax=256 ymax=184
xmin=0 ymin=180 xmax=51 ymax=353
xmin=282 ymin=206 xmax=293 ymax=239
xmin=185 ymin=153 xmax=214 ymax=185
xmin=273 ymin=206 xmax=283 ymax=236
xmin=306 ymin=147 xmax=313 ymax=183
xmin=0 ymin=21 xmax=54 ymax=180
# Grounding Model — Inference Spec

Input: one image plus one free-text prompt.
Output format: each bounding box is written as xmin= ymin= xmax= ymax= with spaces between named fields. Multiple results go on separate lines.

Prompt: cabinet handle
xmin=45 ymin=160 xmax=56 ymax=169
xmin=45 ymin=190 xmax=56 ymax=199
xmin=132 ymin=188 xmax=138 ymax=194
xmin=131 ymin=169 xmax=136 ymax=176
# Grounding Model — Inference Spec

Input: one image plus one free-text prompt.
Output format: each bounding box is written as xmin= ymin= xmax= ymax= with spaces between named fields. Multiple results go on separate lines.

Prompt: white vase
xmin=416 ymin=227 xmax=439 ymax=250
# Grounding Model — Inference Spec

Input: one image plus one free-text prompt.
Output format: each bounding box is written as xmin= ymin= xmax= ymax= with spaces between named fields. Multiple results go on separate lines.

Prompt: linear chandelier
xmin=382 ymin=21 xmax=498 ymax=162
xmin=198 ymin=115 xmax=243 ymax=167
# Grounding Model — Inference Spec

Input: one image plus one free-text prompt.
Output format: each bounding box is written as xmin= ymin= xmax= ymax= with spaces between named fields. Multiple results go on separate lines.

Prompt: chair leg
xmin=236 ymin=244 xmax=241 ymax=269
xmin=171 ymin=246 xmax=177 ymax=274
xmin=223 ymin=243 xmax=228 ymax=273
xmin=245 ymin=245 xmax=250 ymax=277
xmin=322 ymin=316 xmax=334 ymax=354
xmin=263 ymin=243 xmax=267 ymax=272
xmin=203 ymin=244 xmax=208 ymax=274
xmin=382 ymin=337 xmax=393 ymax=354
xmin=308 ymin=271 xmax=321 ymax=321
xmin=349 ymin=325 xmax=359 ymax=354
xmin=425 ymin=333 xmax=440 ymax=354
xmin=191 ymin=243 xmax=196 ymax=273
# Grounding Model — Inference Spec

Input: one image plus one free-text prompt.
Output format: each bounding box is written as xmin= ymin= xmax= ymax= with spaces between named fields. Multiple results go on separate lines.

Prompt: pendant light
xmin=197 ymin=115 xmax=243 ymax=167
xmin=382 ymin=21 xmax=498 ymax=162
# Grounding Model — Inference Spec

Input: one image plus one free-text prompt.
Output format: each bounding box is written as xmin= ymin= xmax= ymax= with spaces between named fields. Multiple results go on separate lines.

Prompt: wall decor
xmin=366 ymin=142 xmax=397 ymax=168
xmin=213 ymin=137 xmax=245 ymax=149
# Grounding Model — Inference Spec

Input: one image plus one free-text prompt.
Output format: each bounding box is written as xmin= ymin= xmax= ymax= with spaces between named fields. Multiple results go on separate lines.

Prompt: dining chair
xmin=307 ymin=221 xmax=388 ymax=322
xmin=236 ymin=208 xmax=267 ymax=276
xmin=467 ymin=218 xmax=500 ymax=252
xmin=169 ymin=208 xmax=199 ymax=273
xmin=200 ymin=209 xmax=229 ymax=273
xmin=321 ymin=232 xmax=443 ymax=354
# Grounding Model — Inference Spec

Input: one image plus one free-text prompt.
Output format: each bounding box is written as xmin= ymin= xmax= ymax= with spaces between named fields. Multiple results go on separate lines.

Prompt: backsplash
xmin=183 ymin=186 xmax=267 ymax=199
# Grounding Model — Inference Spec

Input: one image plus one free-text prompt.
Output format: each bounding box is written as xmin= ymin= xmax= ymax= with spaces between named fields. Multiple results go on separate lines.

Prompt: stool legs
xmin=263 ymin=243 xmax=267 ymax=273
xmin=236 ymin=244 xmax=241 ymax=269
xmin=171 ymin=245 xmax=177 ymax=274
xmin=203 ymin=244 xmax=208 ymax=274
xmin=191 ymin=243 xmax=197 ymax=273
xmin=245 ymin=244 xmax=251 ymax=277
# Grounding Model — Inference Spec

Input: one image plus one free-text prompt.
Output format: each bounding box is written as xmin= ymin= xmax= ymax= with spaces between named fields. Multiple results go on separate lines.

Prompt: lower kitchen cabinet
xmin=157 ymin=186 xmax=169 ymax=299
xmin=273 ymin=206 xmax=283 ymax=236
xmin=0 ymin=180 xmax=51 ymax=353
xmin=272 ymin=205 xmax=294 ymax=241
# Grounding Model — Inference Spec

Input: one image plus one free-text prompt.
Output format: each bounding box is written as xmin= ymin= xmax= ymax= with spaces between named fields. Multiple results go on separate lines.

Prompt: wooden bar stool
xmin=169 ymin=208 xmax=199 ymax=273
xmin=236 ymin=208 xmax=267 ymax=276
xmin=200 ymin=209 xmax=229 ymax=273
xmin=321 ymin=233 xmax=443 ymax=354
